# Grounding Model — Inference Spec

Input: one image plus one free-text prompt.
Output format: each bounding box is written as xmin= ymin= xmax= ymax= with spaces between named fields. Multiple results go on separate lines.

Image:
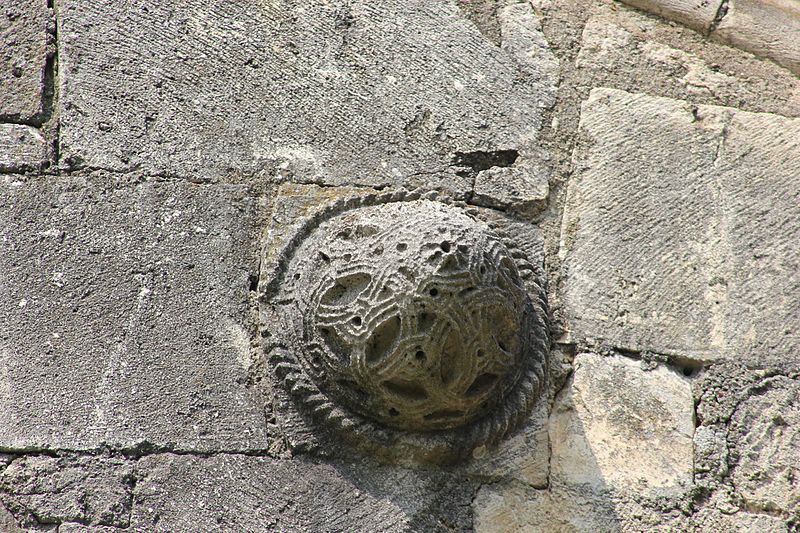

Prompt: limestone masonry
xmin=1 ymin=0 xmax=798 ymax=531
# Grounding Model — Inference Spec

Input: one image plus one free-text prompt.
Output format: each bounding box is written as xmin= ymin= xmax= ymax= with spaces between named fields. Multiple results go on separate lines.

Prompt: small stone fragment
xmin=0 ymin=124 xmax=47 ymax=173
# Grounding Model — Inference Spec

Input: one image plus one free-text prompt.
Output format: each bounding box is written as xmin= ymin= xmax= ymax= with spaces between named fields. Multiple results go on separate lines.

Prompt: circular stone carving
xmin=266 ymin=195 xmax=549 ymax=459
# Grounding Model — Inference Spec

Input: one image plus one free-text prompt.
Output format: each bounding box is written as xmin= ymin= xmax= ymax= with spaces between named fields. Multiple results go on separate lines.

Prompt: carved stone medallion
xmin=262 ymin=191 xmax=549 ymax=462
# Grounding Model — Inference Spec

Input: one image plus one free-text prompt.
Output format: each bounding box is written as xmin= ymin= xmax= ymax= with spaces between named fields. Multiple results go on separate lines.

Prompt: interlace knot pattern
xmin=264 ymin=194 xmax=549 ymax=462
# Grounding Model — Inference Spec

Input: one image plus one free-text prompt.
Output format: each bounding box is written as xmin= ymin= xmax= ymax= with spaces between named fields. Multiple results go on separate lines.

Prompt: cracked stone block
xmin=0 ymin=0 xmax=52 ymax=122
xmin=618 ymin=0 xmax=723 ymax=33
xmin=728 ymin=376 xmax=800 ymax=517
xmin=549 ymin=353 xmax=694 ymax=496
xmin=473 ymin=482 xmax=621 ymax=533
xmin=713 ymin=0 xmax=800 ymax=75
xmin=0 ymin=124 xmax=48 ymax=173
xmin=0 ymin=456 xmax=134 ymax=529
xmin=561 ymin=88 xmax=800 ymax=364
xmin=130 ymin=453 xmax=474 ymax=532
xmin=575 ymin=7 xmax=800 ymax=117
xmin=57 ymin=0 xmax=556 ymax=190
xmin=0 ymin=175 xmax=269 ymax=452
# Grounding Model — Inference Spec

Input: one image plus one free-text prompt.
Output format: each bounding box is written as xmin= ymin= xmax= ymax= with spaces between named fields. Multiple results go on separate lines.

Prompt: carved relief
xmin=262 ymin=192 xmax=549 ymax=461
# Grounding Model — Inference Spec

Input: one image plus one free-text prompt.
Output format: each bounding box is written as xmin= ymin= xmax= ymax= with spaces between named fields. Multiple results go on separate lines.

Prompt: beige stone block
xmin=562 ymin=88 xmax=800 ymax=364
xmin=713 ymin=0 xmax=800 ymax=74
xmin=618 ymin=0 xmax=723 ymax=32
xmin=549 ymin=353 xmax=694 ymax=495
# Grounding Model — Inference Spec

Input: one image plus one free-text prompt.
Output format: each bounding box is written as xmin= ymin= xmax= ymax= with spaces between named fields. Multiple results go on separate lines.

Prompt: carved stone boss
xmin=262 ymin=192 xmax=550 ymax=461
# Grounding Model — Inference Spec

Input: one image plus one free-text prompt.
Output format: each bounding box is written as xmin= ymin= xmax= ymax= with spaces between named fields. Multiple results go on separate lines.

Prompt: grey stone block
xmin=0 ymin=0 xmax=52 ymax=122
xmin=0 ymin=124 xmax=48 ymax=173
xmin=561 ymin=88 xmax=800 ymax=365
xmin=130 ymin=453 xmax=474 ymax=532
xmin=0 ymin=455 xmax=133 ymax=528
xmin=0 ymin=175 xmax=269 ymax=452
xmin=57 ymin=0 xmax=555 ymax=191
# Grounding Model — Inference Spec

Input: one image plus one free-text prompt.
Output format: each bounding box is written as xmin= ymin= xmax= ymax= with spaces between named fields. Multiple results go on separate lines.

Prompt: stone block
xmin=728 ymin=375 xmax=799 ymax=516
xmin=0 ymin=0 xmax=51 ymax=122
xmin=0 ymin=124 xmax=48 ymax=173
xmin=713 ymin=0 xmax=800 ymax=75
xmin=0 ymin=175 xmax=268 ymax=452
xmin=561 ymin=88 xmax=800 ymax=364
xmin=130 ymin=453 xmax=473 ymax=532
xmin=618 ymin=0 xmax=722 ymax=32
xmin=57 ymin=0 xmax=555 ymax=190
xmin=549 ymin=353 xmax=694 ymax=495
xmin=0 ymin=456 xmax=133 ymax=528
xmin=473 ymin=482 xmax=621 ymax=533
xmin=575 ymin=8 xmax=800 ymax=117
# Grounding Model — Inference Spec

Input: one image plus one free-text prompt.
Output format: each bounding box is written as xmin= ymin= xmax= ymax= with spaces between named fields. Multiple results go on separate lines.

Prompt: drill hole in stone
xmin=429 ymin=288 xmax=439 ymax=297
xmin=415 ymin=350 xmax=426 ymax=361
xmin=365 ymin=315 xmax=401 ymax=365
xmin=417 ymin=312 xmax=436 ymax=333
xmin=440 ymin=241 xmax=451 ymax=252
xmin=382 ymin=379 xmax=428 ymax=401
xmin=351 ymin=316 xmax=362 ymax=326
xmin=466 ymin=373 xmax=498 ymax=397
xmin=396 ymin=243 xmax=408 ymax=252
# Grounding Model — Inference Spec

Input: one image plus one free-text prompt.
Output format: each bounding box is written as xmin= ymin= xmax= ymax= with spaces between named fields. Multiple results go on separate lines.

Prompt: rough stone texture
xmin=57 ymin=0 xmax=556 ymax=190
xmin=0 ymin=124 xmax=48 ymax=173
xmin=713 ymin=0 xmax=800 ymax=75
xmin=619 ymin=0 xmax=722 ymax=32
xmin=575 ymin=6 xmax=800 ymax=117
xmin=129 ymin=453 xmax=474 ymax=532
xmin=0 ymin=0 xmax=52 ymax=122
xmin=2 ymin=0 xmax=799 ymax=530
xmin=549 ymin=353 xmax=694 ymax=495
xmin=728 ymin=375 xmax=799 ymax=517
xmin=0 ymin=175 xmax=268 ymax=452
xmin=0 ymin=456 xmax=134 ymax=529
xmin=561 ymin=88 xmax=800 ymax=364
xmin=473 ymin=482 xmax=621 ymax=533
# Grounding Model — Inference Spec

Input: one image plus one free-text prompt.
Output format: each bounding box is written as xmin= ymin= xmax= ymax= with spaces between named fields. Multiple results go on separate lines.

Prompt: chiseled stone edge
xmin=260 ymin=189 xmax=550 ymax=464
xmin=618 ymin=0 xmax=800 ymax=75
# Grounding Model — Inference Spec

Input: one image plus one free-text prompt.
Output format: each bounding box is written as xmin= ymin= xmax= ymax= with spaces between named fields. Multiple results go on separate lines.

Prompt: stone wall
xmin=1 ymin=0 xmax=798 ymax=531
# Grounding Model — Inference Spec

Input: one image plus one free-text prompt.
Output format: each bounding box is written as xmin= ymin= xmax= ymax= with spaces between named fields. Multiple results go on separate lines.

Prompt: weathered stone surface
xmin=728 ymin=375 xmax=800 ymax=516
xmin=0 ymin=175 xmax=268 ymax=452
xmin=561 ymin=88 xmax=800 ymax=364
xmin=0 ymin=456 xmax=133 ymax=529
xmin=464 ymin=405 xmax=550 ymax=489
xmin=58 ymin=0 xmax=556 ymax=190
xmin=130 ymin=453 xmax=474 ymax=532
xmin=549 ymin=353 xmax=694 ymax=495
xmin=0 ymin=0 xmax=52 ymax=122
xmin=575 ymin=8 xmax=800 ymax=117
xmin=713 ymin=0 xmax=800 ymax=75
xmin=688 ymin=508 xmax=790 ymax=532
xmin=0 ymin=124 xmax=48 ymax=173
xmin=472 ymin=163 xmax=549 ymax=217
xmin=473 ymin=482 xmax=621 ymax=533
xmin=618 ymin=0 xmax=722 ymax=32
